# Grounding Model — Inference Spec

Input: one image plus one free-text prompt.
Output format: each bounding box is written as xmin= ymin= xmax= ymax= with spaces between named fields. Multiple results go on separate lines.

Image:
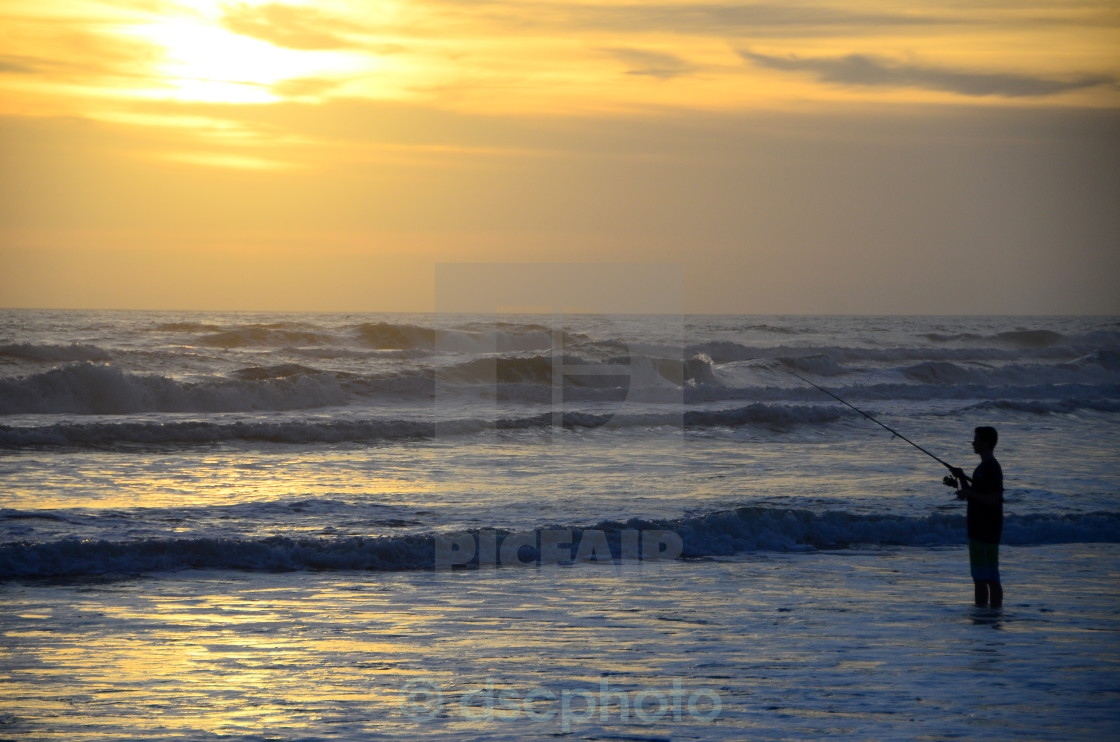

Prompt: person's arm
xmin=949 ymin=466 xmax=972 ymax=499
xmin=953 ymin=462 xmax=1003 ymax=505
xmin=956 ymin=485 xmax=1002 ymax=506
xmin=949 ymin=466 xmax=971 ymax=486
xmin=949 ymin=466 xmax=1002 ymax=504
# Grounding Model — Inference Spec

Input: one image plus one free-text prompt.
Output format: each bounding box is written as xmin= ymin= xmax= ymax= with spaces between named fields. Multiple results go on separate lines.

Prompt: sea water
xmin=1 ymin=311 xmax=1117 ymax=740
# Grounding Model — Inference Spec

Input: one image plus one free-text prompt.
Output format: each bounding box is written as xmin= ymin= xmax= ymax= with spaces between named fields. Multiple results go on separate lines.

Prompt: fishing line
xmin=778 ymin=365 xmax=955 ymax=471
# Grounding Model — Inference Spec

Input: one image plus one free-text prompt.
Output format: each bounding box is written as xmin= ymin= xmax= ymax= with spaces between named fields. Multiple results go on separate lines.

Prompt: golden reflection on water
xmin=3 ymin=547 xmax=1120 ymax=738
xmin=3 ymin=567 xmax=731 ymax=736
xmin=1 ymin=576 xmax=434 ymax=736
xmin=3 ymin=450 xmax=436 ymax=512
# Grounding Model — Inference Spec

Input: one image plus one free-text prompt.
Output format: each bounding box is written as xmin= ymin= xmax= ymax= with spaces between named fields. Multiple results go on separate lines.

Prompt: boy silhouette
xmin=951 ymin=426 xmax=1004 ymax=608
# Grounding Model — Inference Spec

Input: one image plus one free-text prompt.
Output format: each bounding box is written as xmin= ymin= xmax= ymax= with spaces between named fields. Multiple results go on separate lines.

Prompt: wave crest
xmin=0 ymin=342 xmax=111 ymax=362
xmin=197 ymin=325 xmax=334 ymax=348
xmin=3 ymin=507 xmax=1116 ymax=579
xmin=0 ymin=363 xmax=347 ymax=415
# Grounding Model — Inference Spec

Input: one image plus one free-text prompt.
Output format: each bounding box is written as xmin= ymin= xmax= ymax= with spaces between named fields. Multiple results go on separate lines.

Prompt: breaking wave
xmin=900 ymin=352 xmax=1120 ymax=387
xmin=197 ymin=325 xmax=336 ymax=348
xmin=3 ymin=357 xmax=1116 ymax=420
xmin=0 ymin=363 xmax=348 ymax=415
xmin=3 ymin=506 xmax=1117 ymax=579
xmin=0 ymin=342 xmax=112 ymax=362
xmin=689 ymin=338 xmax=1120 ymax=366
xmin=961 ymin=398 xmax=1120 ymax=415
xmin=0 ymin=403 xmax=858 ymax=447
xmin=152 ymin=321 xmax=222 ymax=333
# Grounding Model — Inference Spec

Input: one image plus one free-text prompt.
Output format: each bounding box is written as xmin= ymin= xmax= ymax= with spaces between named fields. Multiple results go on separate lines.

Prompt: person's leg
xmin=987 ymin=580 xmax=1003 ymax=609
xmin=969 ymin=540 xmax=989 ymax=607
xmin=974 ymin=580 xmax=988 ymax=607
xmin=986 ymin=543 xmax=1003 ymax=609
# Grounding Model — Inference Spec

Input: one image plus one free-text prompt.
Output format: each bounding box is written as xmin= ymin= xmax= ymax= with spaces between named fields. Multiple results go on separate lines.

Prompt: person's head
xmin=972 ymin=426 xmax=998 ymax=455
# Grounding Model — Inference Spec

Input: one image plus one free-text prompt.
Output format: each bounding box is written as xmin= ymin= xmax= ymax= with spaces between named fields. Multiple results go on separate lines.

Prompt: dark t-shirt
xmin=967 ymin=458 xmax=1004 ymax=544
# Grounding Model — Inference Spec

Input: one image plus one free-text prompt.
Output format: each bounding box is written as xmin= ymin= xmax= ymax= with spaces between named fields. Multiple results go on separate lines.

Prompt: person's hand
xmin=949 ymin=467 xmax=966 ymax=479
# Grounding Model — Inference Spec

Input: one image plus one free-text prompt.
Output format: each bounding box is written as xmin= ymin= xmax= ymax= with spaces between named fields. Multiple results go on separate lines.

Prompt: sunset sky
xmin=1 ymin=0 xmax=1118 ymax=313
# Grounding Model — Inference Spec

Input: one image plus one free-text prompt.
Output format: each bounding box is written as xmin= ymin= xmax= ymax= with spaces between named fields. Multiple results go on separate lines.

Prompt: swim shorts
xmin=969 ymin=539 xmax=1001 ymax=583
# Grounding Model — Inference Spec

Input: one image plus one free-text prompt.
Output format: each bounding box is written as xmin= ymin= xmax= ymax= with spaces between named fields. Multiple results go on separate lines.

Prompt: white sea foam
xmin=3 ymin=313 xmax=1116 ymax=423
xmin=3 ymin=507 xmax=1117 ymax=579
xmin=2 ymin=311 xmax=1117 ymax=553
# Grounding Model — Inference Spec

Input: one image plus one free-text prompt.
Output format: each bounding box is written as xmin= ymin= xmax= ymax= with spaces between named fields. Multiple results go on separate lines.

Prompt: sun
xmin=123 ymin=2 xmax=358 ymax=104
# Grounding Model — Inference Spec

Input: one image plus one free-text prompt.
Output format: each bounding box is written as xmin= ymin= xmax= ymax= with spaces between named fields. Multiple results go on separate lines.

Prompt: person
xmin=950 ymin=426 xmax=1004 ymax=608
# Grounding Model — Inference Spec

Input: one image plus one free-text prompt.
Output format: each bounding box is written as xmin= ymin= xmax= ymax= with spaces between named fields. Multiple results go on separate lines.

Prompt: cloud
xmin=598 ymin=48 xmax=695 ymax=79
xmin=423 ymin=0 xmax=1120 ymax=39
xmin=581 ymin=3 xmax=950 ymax=33
xmin=0 ymin=56 xmax=40 ymax=74
xmin=270 ymin=76 xmax=347 ymax=99
xmin=157 ymin=151 xmax=295 ymax=170
xmin=739 ymin=49 xmax=1116 ymax=97
xmin=221 ymin=2 xmax=367 ymax=50
xmin=0 ymin=28 xmax=163 ymax=81
xmin=423 ymin=1 xmax=959 ymax=36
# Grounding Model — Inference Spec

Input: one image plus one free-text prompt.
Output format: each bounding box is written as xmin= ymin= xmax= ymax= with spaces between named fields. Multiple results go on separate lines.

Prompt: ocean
xmin=1 ymin=310 xmax=1118 ymax=740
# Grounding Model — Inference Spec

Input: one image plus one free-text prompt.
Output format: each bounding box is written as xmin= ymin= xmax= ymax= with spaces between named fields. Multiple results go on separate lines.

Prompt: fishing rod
xmin=778 ymin=366 xmax=955 ymax=472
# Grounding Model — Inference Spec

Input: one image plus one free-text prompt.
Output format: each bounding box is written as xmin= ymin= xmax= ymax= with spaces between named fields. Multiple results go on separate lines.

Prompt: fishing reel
xmin=942 ymin=474 xmax=958 ymax=488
